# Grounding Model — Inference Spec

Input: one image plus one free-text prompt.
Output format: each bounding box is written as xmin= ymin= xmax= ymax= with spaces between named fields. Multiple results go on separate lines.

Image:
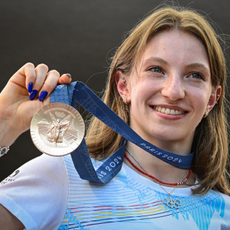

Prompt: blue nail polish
xmin=28 ymin=82 xmax=33 ymax=93
xmin=30 ymin=90 xmax=38 ymax=100
xmin=39 ymin=91 xmax=48 ymax=101
xmin=65 ymin=73 xmax=72 ymax=78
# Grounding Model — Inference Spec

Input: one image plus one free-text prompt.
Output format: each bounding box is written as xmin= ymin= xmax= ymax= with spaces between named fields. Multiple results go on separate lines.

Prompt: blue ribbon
xmin=50 ymin=82 xmax=194 ymax=183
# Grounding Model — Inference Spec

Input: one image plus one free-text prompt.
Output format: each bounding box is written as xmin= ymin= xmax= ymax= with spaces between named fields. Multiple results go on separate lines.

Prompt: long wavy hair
xmin=85 ymin=6 xmax=230 ymax=195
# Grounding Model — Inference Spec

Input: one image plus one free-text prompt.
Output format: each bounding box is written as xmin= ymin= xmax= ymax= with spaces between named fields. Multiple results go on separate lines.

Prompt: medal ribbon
xmin=50 ymin=82 xmax=194 ymax=183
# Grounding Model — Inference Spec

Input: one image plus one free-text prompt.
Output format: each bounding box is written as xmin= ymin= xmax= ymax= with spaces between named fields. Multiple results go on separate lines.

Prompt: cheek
xmin=190 ymin=89 xmax=210 ymax=113
xmin=130 ymin=77 xmax=159 ymax=100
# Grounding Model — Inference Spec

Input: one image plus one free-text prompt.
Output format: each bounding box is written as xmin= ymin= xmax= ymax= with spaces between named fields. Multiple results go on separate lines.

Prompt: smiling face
xmin=116 ymin=29 xmax=219 ymax=154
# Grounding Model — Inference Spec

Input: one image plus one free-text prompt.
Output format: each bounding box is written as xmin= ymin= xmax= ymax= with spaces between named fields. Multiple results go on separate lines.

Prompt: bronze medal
xmin=30 ymin=103 xmax=85 ymax=156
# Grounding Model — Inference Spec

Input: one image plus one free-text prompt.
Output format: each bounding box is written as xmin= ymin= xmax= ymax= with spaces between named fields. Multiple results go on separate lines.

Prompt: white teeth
xmin=175 ymin=110 xmax=181 ymax=115
xmin=154 ymin=106 xmax=184 ymax=115
xmin=165 ymin=108 xmax=170 ymax=114
xmin=171 ymin=109 xmax=176 ymax=115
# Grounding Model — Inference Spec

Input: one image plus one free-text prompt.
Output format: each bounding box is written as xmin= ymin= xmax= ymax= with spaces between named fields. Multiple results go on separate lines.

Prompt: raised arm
xmin=0 ymin=63 xmax=71 ymax=229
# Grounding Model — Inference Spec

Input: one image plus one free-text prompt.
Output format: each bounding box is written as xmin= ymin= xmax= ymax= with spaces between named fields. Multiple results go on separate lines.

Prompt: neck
xmin=125 ymin=142 xmax=195 ymax=187
xmin=145 ymin=135 xmax=193 ymax=156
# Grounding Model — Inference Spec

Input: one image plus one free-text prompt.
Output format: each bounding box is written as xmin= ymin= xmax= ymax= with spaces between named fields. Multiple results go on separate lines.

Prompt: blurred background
xmin=0 ymin=0 xmax=229 ymax=181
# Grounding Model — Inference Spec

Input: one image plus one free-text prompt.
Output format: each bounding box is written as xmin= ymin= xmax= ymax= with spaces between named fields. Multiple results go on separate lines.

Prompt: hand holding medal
xmin=0 ymin=63 xmax=72 ymax=151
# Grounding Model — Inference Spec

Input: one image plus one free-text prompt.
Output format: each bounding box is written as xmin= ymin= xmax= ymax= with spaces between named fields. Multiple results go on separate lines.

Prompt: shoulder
xmin=1 ymin=153 xmax=68 ymax=188
xmin=0 ymin=154 xmax=69 ymax=230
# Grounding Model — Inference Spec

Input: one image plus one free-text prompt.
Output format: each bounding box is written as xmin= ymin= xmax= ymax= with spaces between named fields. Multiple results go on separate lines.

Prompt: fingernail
xmin=39 ymin=91 xmax=48 ymax=101
xmin=65 ymin=73 xmax=72 ymax=78
xmin=28 ymin=82 xmax=33 ymax=93
xmin=30 ymin=90 xmax=38 ymax=100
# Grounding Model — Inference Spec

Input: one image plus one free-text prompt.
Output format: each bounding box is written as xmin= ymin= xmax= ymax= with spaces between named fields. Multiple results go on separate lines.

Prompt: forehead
xmin=140 ymin=29 xmax=210 ymax=68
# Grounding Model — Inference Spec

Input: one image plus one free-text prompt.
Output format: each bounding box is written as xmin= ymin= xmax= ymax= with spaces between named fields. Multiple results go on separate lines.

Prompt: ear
xmin=115 ymin=70 xmax=131 ymax=104
xmin=207 ymin=86 xmax=222 ymax=112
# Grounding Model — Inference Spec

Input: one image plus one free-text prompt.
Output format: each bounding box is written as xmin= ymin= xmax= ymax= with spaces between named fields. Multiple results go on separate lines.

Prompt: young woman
xmin=0 ymin=6 xmax=229 ymax=230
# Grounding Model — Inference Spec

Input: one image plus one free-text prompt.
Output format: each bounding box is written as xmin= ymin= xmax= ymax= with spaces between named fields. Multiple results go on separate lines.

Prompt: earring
xmin=216 ymin=94 xmax=220 ymax=104
xmin=123 ymin=96 xmax=127 ymax=104
xmin=122 ymin=96 xmax=130 ymax=104
xmin=203 ymin=110 xmax=209 ymax=118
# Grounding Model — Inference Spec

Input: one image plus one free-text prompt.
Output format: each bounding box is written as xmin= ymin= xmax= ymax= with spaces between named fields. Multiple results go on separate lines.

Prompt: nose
xmin=161 ymin=74 xmax=185 ymax=101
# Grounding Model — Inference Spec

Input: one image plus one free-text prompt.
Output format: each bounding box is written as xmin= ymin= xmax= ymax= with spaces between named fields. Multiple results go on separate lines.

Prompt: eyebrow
xmin=142 ymin=57 xmax=210 ymax=72
xmin=143 ymin=57 xmax=169 ymax=66
xmin=186 ymin=63 xmax=210 ymax=72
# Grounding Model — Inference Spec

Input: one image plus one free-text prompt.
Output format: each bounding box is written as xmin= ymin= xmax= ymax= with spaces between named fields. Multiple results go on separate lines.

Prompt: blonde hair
xmin=86 ymin=6 xmax=230 ymax=195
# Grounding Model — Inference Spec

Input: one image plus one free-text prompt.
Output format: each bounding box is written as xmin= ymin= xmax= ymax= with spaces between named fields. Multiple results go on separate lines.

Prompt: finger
xmin=12 ymin=63 xmax=36 ymax=91
xmin=38 ymin=70 xmax=60 ymax=101
xmin=33 ymin=64 xmax=49 ymax=90
xmin=29 ymin=64 xmax=49 ymax=100
xmin=58 ymin=73 xmax=72 ymax=85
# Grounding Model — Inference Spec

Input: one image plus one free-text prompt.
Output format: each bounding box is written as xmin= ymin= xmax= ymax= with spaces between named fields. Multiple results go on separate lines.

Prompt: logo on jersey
xmin=0 ymin=169 xmax=20 ymax=185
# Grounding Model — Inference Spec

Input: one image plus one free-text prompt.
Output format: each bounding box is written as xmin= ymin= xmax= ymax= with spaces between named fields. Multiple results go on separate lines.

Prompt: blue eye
xmin=148 ymin=66 xmax=164 ymax=74
xmin=189 ymin=72 xmax=205 ymax=80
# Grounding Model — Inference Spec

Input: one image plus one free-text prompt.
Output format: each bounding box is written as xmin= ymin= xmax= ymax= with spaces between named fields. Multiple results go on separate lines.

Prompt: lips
xmin=153 ymin=106 xmax=186 ymax=115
